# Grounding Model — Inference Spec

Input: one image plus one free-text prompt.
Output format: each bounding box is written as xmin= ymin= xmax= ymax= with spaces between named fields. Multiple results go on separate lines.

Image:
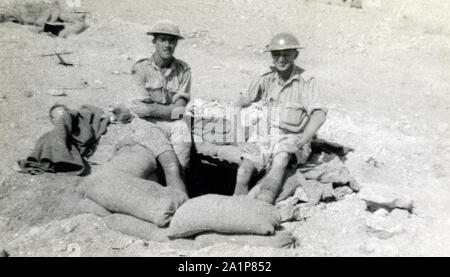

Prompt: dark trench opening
xmin=155 ymin=137 xmax=349 ymax=198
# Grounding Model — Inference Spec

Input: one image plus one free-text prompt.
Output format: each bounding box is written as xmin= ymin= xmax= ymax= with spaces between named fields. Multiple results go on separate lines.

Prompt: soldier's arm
xmin=234 ymin=76 xmax=264 ymax=108
xmin=134 ymin=99 xmax=187 ymax=120
xmin=133 ymin=68 xmax=191 ymax=120
xmin=296 ymin=109 xmax=326 ymax=148
xmin=295 ymin=77 xmax=327 ymax=147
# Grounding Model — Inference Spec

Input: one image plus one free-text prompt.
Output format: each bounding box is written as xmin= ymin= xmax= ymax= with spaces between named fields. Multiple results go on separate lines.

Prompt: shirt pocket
xmin=280 ymin=102 xmax=306 ymax=127
xmin=145 ymin=79 xmax=163 ymax=90
xmin=166 ymin=78 xmax=179 ymax=93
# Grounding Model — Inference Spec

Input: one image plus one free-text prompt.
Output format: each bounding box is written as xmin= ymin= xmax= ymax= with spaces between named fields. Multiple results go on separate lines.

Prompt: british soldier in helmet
xmin=233 ymin=33 xmax=328 ymax=204
xmin=125 ymin=19 xmax=192 ymax=196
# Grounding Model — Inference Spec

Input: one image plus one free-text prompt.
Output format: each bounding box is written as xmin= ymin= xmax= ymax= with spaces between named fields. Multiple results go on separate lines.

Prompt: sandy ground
xmin=0 ymin=0 xmax=449 ymax=256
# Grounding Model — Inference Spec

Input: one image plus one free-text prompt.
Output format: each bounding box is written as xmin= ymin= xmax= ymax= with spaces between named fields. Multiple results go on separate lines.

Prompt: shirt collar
xmin=149 ymin=54 xmax=177 ymax=76
xmin=269 ymin=65 xmax=303 ymax=87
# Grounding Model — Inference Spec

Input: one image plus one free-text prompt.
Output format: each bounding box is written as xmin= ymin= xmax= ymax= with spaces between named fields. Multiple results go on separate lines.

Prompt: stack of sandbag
xmin=102 ymin=194 xmax=296 ymax=249
xmin=168 ymin=194 xmax=297 ymax=249
xmin=82 ymin=141 xmax=188 ymax=227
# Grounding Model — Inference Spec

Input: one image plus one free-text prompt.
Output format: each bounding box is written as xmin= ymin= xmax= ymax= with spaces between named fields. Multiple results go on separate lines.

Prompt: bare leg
xmin=254 ymin=152 xmax=291 ymax=204
xmin=158 ymin=150 xmax=188 ymax=196
xmin=234 ymin=158 xmax=256 ymax=195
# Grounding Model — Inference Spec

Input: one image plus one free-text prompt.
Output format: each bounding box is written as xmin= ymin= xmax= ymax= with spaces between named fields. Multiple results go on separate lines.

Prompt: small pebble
xmin=47 ymin=89 xmax=67 ymax=97
xmin=24 ymin=91 xmax=34 ymax=98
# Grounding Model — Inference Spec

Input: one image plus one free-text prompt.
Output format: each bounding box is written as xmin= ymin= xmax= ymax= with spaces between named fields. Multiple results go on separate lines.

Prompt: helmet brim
xmin=147 ymin=31 xmax=184 ymax=40
xmin=264 ymin=46 xmax=304 ymax=52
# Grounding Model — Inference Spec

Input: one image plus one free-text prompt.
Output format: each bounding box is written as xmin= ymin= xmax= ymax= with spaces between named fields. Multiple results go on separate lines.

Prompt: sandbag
xmin=194 ymin=230 xmax=297 ymax=249
xmin=105 ymin=143 xmax=157 ymax=178
xmin=168 ymin=194 xmax=281 ymax=239
xmin=105 ymin=214 xmax=170 ymax=242
xmin=83 ymin=170 xmax=188 ymax=227
xmin=76 ymin=198 xmax=111 ymax=218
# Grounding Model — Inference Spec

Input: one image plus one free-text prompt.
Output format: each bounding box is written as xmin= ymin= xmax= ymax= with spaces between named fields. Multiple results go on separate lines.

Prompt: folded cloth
xmin=301 ymin=154 xmax=359 ymax=191
xmin=18 ymin=105 xmax=109 ymax=175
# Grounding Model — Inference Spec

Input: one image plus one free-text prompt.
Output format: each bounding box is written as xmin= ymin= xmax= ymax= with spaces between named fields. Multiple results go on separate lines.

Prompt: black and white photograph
xmin=0 ymin=0 xmax=449 ymax=258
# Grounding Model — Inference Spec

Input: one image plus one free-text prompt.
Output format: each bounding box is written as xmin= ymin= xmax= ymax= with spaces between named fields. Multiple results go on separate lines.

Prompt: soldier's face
xmin=153 ymin=34 xmax=178 ymax=59
xmin=271 ymin=49 xmax=298 ymax=72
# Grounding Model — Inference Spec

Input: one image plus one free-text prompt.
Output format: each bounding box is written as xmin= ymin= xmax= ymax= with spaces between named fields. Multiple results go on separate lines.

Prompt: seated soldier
xmin=233 ymin=33 xmax=327 ymax=204
xmin=126 ymin=20 xmax=192 ymax=196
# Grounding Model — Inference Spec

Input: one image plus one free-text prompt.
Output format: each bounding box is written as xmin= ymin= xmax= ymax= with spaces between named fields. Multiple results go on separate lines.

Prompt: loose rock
xmin=373 ymin=208 xmax=389 ymax=217
xmin=293 ymin=186 xmax=309 ymax=203
xmin=47 ymin=89 xmax=67 ymax=97
xmin=24 ymin=91 xmax=34 ymax=98
xmin=366 ymin=214 xmax=404 ymax=239
xmin=333 ymin=186 xmax=354 ymax=200
xmin=276 ymin=202 xmax=296 ymax=222
xmin=293 ymin=203 xmax=326 ymax=221
xmin=359 ymin=240 xmax=399 ymax=256
xmin=390 ymin=208 xmax=410 ymax=220
xmin=359 ymin=185 xmax=414 ymax=212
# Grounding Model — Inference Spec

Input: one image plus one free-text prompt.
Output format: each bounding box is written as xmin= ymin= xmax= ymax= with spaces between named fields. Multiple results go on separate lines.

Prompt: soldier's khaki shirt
xmin=131 ymin=55 xmax=191 ymax=105
xmin=241 ymin=65 xmax=326 ymax=134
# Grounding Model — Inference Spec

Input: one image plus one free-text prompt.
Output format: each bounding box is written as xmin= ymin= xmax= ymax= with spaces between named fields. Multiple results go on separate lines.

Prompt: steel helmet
xmin=147 ymin=19 xmax=184 ymax=39
xmin=265 ymin=32 xmax=303 ymax=52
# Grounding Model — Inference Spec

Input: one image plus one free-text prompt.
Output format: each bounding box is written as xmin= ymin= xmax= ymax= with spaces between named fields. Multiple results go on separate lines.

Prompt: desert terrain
xmin=0 ymin=0 xmax=449 ymax=256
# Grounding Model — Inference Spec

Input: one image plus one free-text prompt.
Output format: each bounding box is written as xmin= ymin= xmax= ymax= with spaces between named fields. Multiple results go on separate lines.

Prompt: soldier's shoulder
xmin=131 ymin=57 xmax=150 ymax=74
xmin=174 ymin=58 xmax=191 ymax=72
xmin=297 ymin=66 xmax=315 ymax=82
xmin=261 ymin=66 xmax=276 ymax=76
xmin=252 ymin=66 xmax=275 ymax=81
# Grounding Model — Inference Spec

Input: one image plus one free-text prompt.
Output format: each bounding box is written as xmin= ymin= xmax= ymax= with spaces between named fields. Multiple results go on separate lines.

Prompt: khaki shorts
xmin=129 ymin=117 xmax=192 ymax=168
xmin=241 ymin=133 xmax=311 ymax=171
